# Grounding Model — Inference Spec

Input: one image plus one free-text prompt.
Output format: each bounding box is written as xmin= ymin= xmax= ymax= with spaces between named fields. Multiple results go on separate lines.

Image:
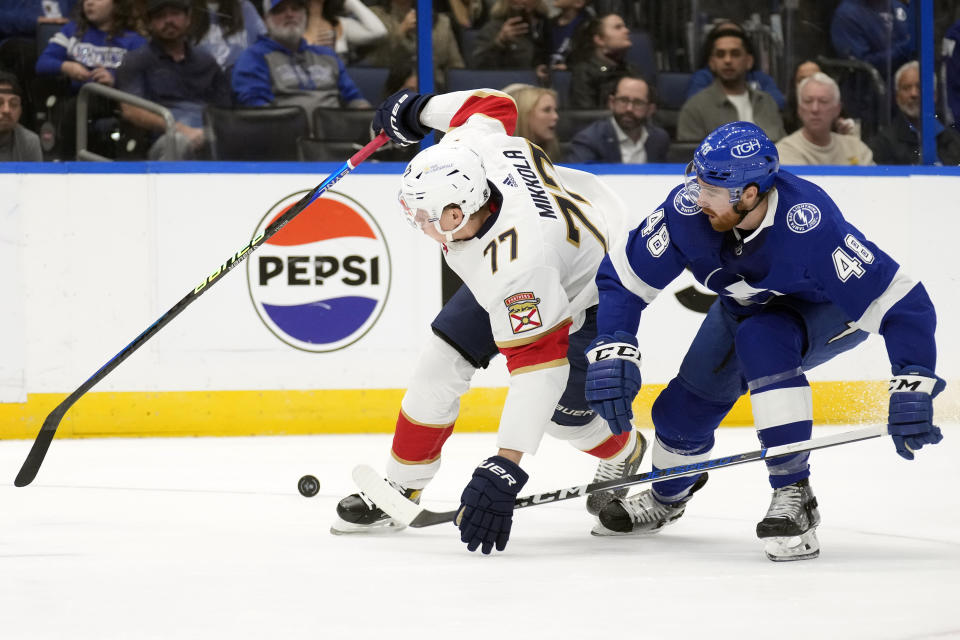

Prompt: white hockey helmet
xmin=398 ymin=143 xmax=490 ymax=242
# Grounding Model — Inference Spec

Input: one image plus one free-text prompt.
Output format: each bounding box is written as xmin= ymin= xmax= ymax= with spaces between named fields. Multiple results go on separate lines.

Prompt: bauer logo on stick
xmin=246 ymin=190 xmax=392 ymax=352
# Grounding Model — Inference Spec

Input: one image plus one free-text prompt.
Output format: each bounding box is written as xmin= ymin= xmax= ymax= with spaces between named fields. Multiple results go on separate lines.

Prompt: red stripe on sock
xmin=391 ymin=411 xmax=455 ymax=464
xmin=584 ymin=432 xmax=629 ymax=459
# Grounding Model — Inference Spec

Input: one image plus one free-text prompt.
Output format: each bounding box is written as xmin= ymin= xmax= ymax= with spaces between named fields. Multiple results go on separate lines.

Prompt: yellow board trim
xmin=0 ymin=381 xmax=901 ymax=440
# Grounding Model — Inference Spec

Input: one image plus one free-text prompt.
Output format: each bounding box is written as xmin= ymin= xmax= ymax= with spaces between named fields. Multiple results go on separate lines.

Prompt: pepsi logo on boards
xmin=246 ymin=190 xmax=391 ymax=352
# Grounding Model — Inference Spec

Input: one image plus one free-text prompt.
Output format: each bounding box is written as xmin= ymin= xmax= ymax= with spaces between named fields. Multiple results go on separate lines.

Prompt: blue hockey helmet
xmin=683 ymin=122 xmax=779 ymax=203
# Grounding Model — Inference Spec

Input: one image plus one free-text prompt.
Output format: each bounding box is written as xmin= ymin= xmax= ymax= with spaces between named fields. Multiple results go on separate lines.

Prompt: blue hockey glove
xmin=456 ymin=456 xmax=528 ymax=555
xmin=888 ymin=364 xmax=946 ymax=460
xmin=372 ymin=89 xmax=433 ymax=146
xmin=585 ymin=331 xmax=642 ymax=435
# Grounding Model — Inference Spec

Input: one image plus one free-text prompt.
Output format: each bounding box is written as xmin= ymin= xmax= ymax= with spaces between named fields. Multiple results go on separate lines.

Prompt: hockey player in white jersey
xmin=584 ymin=121 xmax=945 ymax=561
xmin=332 ymin=88 xmax=647 ymax=553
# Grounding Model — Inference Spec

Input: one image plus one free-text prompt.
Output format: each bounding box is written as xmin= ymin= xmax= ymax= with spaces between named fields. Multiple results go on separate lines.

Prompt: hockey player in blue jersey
xmin=585 ymin=121 xmax=945 ymax=561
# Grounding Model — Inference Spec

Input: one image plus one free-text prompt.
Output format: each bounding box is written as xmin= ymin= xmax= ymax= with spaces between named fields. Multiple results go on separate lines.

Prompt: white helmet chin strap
xmin=433 ymin=208 xmax=472 ymax=243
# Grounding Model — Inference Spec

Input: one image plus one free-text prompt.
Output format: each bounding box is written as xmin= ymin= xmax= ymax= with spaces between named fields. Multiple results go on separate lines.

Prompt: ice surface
xmin=2 ymin=426 xmax=958 ymax=639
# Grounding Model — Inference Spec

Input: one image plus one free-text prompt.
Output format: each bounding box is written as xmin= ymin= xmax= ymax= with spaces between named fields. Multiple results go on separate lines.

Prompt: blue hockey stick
xmin=353 ymin=423 xmax=888 ymax=528
xmin=15 ymin=133 xmax=390 ymax=487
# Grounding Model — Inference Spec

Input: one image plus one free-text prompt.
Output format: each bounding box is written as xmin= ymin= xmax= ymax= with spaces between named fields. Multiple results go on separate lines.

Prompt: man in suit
xmin=565 ymin=74 xmax=669 ymax=163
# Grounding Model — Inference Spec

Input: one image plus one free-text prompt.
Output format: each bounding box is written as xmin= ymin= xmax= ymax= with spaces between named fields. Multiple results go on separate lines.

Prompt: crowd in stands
xmin=1 ymin=0 xmax=959 ymax=165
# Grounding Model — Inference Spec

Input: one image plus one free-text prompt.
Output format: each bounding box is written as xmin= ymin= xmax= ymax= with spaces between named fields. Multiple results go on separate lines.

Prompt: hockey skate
xmin=586 ymin=430 xmax=648 ymax=515
xmin=592 ymin=473 xmax=708 ymax=536
xmin=330 ymin=482 xmax=421 ymax=535
xmin=756 ymin=478 xmax=821 ymax=562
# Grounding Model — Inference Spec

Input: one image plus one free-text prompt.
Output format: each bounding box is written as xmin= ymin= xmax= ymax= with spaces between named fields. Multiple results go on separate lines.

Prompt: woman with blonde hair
xmin=505 ymin=83 xmax=560 ymax=160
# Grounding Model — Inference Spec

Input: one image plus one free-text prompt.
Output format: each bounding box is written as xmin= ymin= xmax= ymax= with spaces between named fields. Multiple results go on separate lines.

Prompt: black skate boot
xmin=756 ymin=477 xmax=821 ymax=561
xmin=586 ymin=430 xmax=648 ymax=515
xmin=592 ymin=473 xmax=708 ymax=536
xmin=330 ymin=482 xmax=421 ymax=535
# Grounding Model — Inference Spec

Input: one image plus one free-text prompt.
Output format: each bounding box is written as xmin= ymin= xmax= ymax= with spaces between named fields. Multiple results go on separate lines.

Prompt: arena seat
xmin=205 ymin=105 xmax=308 ymax=161
xmin=446 ymin=68 xmax=540 ymax=93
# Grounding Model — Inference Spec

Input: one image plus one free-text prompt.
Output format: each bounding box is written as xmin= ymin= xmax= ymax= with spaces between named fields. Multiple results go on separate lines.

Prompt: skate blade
xmin=329 ymin=517 xmax=407 ymax=536
xmin=590 ymin=521 xmax=665 ymax=537
xmin=762 ymin=530 xmax=819 ymax=562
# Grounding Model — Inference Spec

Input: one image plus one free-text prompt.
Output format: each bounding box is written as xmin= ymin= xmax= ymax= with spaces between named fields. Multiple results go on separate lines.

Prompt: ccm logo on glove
xmin=478 ymin=459 xmax=521 ymax=486
xmin=889 ymin=375 xmax=938 ymax=394
xmin=587 ymin=342 xmax=641 ymax=363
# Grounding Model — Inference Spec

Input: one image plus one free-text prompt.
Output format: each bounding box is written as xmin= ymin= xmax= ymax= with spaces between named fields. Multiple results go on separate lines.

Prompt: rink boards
xmin=0 ymin=163 xmax=957 ymax=438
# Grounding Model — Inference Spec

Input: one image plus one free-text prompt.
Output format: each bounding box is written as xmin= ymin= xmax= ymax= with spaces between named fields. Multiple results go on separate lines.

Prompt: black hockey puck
xmin=298 ymin=474 xmax=320 ymax=497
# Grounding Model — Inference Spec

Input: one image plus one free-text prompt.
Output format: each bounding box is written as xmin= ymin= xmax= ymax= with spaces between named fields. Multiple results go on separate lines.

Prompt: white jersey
xmin=418 ymin=90 xmax=632 ymax=453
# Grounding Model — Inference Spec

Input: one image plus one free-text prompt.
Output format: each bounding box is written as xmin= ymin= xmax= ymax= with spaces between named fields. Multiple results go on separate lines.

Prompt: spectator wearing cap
xmin=0 ymin=71 xmax=43 ymax=161
xmin=776 ymin=72 xmax=874 ymax=165
xmin=232 ymin=0 xmax=371 ymax=114
xmin=115 ymin=0 xmax=231 ymax=159
xmin=565 ymin=75 xmax=668 ymax=164
xmin=676 ymin=28 xmax=785 ymax=142
xmin=0 ymin=0 xmax=76 ymax=131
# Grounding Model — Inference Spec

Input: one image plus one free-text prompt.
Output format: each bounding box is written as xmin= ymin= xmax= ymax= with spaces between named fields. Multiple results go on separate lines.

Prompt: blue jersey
xmin=35 ymin=21 xmax=146 ymax=91
xmin=596 ymin=170 xmax=937 ymax=371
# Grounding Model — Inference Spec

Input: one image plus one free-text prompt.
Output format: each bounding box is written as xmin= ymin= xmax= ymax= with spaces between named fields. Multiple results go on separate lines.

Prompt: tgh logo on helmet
xmin=731 ymin=138 xmax=762 ymax=158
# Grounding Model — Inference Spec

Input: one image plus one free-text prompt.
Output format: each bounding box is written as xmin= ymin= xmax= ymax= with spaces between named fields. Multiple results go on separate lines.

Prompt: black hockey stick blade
xmin=352 ymin=423 xmax=888 ymax=528
xmin=14 ymin=133 xmax=389 ymax=487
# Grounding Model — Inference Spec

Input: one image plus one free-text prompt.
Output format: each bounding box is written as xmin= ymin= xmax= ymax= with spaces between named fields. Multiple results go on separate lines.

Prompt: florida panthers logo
xmin=504 ymin=292 xmax=542 ymax=334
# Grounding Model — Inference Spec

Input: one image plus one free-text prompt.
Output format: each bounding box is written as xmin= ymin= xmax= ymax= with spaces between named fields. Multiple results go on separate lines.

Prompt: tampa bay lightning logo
xmin=674 ymin=185 xmax=701 ymax=215
xmin=786 ymin=203 xmax=821 ymax=233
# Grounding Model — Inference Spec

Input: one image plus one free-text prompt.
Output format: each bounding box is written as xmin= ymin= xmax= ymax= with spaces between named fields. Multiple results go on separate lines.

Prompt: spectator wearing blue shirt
xmin=35 ymin=0 xmax=145 ymax=158
xmin=189 ymin=0 xmax=267 ymax=70
xmin=36 ymin=0 xmax=145 ymax=90
xmin=830 ymin=0 xmax=914 ymax=76
xmin=232 ymin=0 xmax=371 ymax=115
xmin=831 ymin=0 xmax=914 ymax=140
xmin=115 ymin=0 xmax=231 ymax=159
xmin=544 ymin=0 xmax=591 ymax=70
xmin=0 ymin=0 xmax=75 ymax=41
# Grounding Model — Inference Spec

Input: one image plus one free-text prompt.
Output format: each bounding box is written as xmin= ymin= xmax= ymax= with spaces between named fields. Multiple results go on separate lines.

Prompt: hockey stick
xmin=14 ymin=133 xmax=390 ymax=487
xmin=352 ymin=423 xmax=888 ymax=528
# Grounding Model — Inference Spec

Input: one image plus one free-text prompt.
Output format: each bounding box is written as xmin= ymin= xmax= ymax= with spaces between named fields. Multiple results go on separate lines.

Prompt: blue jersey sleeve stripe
xmin=856 ymin=267 xmax=918 ymax=333
xmin=608 ymin=232 xmax=663 ymax=304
